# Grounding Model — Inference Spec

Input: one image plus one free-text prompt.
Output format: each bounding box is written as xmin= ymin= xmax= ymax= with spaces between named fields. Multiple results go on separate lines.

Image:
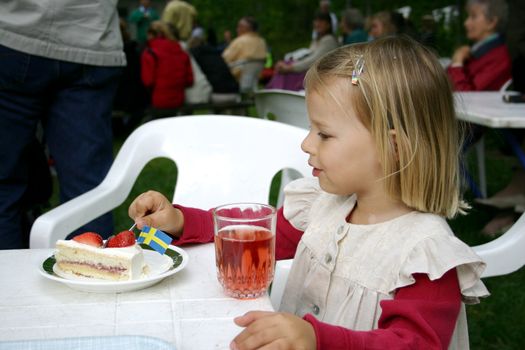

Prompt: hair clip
xmin=352 ymin=55 xmax=365 ymax=85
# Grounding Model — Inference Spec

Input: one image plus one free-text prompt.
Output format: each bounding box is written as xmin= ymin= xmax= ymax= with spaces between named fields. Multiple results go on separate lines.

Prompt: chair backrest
xmin=499 ymin=78 xmax=513 ymax=93
xmin=30 ymin=115 xmax=310 ymax=248
xmin=239 ymin=60 xmax=265 ymax=93
xmin=473 ymin=212 xmax=525 ymax=277
xmin=254 ymin=89 xmax=308 ymax=129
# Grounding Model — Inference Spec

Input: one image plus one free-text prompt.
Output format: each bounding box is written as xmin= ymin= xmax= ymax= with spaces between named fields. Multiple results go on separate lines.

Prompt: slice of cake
xmin=54 ymin=231 xmax=147 ymax=281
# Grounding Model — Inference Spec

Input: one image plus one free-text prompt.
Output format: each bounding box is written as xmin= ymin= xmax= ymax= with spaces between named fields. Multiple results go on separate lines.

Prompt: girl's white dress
xmin=280 ymin=178 xmax=489 ymax=350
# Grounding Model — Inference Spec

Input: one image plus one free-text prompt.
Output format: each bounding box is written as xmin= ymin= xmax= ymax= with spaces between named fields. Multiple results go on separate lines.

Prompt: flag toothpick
xmin=137 ymin=226 xmax=172 ymax=255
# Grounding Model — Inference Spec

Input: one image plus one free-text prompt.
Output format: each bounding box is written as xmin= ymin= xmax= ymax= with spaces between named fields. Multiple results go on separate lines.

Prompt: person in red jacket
xmin=141 ymin=21 xmax=193 ymax=109
xmin=447 ymin=0 xmax=511 ymax=91
xmin=448 ymin=0 xmax=519 ymax=236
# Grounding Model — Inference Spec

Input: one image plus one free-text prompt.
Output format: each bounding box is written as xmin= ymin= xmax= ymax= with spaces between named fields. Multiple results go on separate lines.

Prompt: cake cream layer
xmin=55 ymin=240 xmax=146 ymax=281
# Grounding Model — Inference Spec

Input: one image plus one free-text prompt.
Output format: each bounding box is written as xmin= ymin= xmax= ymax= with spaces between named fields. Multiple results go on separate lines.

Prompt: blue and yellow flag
xmin=137 ymin=226 xmax=172 ymax=255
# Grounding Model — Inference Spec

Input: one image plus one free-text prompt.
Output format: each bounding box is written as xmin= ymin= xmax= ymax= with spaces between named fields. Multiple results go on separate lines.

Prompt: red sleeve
xmin=275 ymin=207 xmax=303 ymax=260
xmin=171 ymin=205 xmax=304 ymax=260
xmin=170 ymin=204 xmax=214 ymax=245
xmin=447 ymin=53 xmax=510 ymax=91
xmin=304 ymin=269 xmax=462 ymax=350
xmin=141 ymin=49 xmax=156 ymax=88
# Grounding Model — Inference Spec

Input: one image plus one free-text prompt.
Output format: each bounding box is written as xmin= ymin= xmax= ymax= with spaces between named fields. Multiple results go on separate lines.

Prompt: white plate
xmin=38 ymin=245 xmax=188 ymax=293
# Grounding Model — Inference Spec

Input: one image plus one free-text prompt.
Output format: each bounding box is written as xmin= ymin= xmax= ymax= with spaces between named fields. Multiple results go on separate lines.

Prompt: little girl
xmin=129 ymin=36 xmax=488 ymax=350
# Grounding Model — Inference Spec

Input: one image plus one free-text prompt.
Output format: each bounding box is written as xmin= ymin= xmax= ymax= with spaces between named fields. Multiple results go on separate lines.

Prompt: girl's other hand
xmin=231 ymin=311 xmax=316 ymax=350
xmin=128 ymin=190 xmax=184 ymax=237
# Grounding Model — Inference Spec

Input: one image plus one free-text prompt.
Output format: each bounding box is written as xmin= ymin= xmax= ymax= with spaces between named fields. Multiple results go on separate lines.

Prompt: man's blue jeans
xmin=0 ymin=45 xmax=121 ymax=249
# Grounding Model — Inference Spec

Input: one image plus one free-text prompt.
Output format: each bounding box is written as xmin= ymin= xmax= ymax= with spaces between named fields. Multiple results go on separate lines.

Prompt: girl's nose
xmin=301 ymin=131 xmax=314 ymax=154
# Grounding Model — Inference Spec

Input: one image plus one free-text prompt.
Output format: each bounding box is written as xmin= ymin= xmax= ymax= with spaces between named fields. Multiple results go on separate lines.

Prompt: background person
xmin=314 ymin=0 xmax=338 ymax=39
xmin=367 ymin=11 xmax=401 ymax=40
xmin=128 ymin=0 xmax=160 ymax=46
xmin=141 ymin=21 xmax=194 ymax=109
xmin=447 ymin=0 xmax=511 ymax=91
xmin=445 ymin=0 xmax=513 ymax=236
xmin=267 ymin=11 xmax=339 ymax=91
xmin=161 ymin=0 xmax=197 ymax=42
xmin=222 ymin=16 xmax=268 ymax=81
xmin=0 ymin=0 xmax=125 ymax=249
xmin=188 ymin=36 xmax=239 ymax=102
xmin=470 ymin=0 xmax=525 ymax=235
xmin=340 ymin=8 xmax=368 ymax=45
xmin=216 ymin=30 xmax=233 ymax=53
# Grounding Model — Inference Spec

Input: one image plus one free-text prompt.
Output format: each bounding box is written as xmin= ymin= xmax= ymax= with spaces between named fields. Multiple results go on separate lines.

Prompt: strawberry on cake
xmin=54 ymin=231 xmax=148 ymax=281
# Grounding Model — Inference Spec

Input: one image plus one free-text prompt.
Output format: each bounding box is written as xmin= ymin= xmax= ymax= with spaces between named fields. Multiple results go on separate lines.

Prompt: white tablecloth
xmin=0 ymin=244 xmax=273 ymax=350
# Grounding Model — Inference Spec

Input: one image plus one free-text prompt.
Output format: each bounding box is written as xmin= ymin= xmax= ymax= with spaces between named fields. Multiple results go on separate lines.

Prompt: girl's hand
xmin=231 ymin=311 xmax=316 ymax=350
xmin=452 ymin=46 xmax=471 ymax=65
xmin=128 ymin=190 xmax=184 ymax=236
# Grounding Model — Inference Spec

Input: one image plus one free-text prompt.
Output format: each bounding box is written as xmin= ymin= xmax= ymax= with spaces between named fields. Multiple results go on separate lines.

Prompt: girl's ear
xmin=388 ymin=129 xmax=399 ymax=161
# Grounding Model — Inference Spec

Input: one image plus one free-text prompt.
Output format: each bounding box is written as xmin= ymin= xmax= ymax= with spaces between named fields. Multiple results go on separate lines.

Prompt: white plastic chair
xmin=231 ymin=60 xmax=265 ymax=94
xmin=29 ymin=115 xmax=310 ymax=248
xmin=255 ymin=89 xmax=309 ymax=207
xmin=255 ymin=89 xmax=308 ymax=129
xmin=270 ymin=258 xmax=293 ymax=309
xmin=473 ymin=213 xmax=525 ymax=278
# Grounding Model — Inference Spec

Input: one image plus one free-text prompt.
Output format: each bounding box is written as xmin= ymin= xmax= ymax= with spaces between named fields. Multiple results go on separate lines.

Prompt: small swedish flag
xmin=137 ymin=226 xmax=172 ymax=255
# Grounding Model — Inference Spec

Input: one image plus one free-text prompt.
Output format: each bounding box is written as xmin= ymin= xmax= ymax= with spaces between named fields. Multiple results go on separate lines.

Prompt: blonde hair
xmin=305 ymin=36 xmax=467 ymax=218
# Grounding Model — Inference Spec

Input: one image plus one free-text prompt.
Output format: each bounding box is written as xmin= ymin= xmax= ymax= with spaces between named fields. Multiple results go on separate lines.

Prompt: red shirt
xmin=141 ymin=37 xmax=194 ymax=108
xmin=172 ymin=205 xmax=461 ymax=349
xmin=447 ymin=39 xmax=511 ymax=91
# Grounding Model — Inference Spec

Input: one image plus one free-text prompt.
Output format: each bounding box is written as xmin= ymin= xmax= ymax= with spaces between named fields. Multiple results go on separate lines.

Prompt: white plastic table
xmin=0 ymin=243 xmax=273 ymax=349
xmin=455 ymin=91 xmax=525 ymax=197
xmin=455 ymin=91 xmax=525 ymax=128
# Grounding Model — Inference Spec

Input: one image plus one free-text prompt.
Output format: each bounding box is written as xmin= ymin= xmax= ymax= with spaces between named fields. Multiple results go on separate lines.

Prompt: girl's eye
xmin=317 ymin=132 xmax=331 ymax=140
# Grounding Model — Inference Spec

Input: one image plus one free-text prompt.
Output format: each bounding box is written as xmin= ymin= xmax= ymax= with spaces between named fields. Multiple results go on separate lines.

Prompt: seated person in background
xmin=188 ymin=36 xmax=240 ymax=103
xmin=471 ymin=0 xmax=525 ymax=235
xmin=222 ymin=16 xmax=267 ymax=81
xmin=141 ymin=21 xmax=193 ymax=109
xmin=447 ymin=0 xmax=511 ymax=91
xmin=275 ymin=12 xmax=339 ymax=75
xmin=267 ymin=11 xmax=339 ymax=91
xmin=314 ymin=0 xmax=338 ymax=39
xmin=340 ymin=8 xmax=368 ymax=45
xmin=367 ymin=11 xmax=401 ymax=40
xmin=216 ymin=29 xmax=232 ymax=53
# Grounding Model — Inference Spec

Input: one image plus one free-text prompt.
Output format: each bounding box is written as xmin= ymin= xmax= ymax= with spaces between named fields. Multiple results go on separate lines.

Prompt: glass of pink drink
xmin=213 ymin=203 xmax=276 ymax=299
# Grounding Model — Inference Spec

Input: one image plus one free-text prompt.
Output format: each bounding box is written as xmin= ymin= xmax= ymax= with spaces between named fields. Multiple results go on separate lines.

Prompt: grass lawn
xmin=48 ymin=121 xmax=525 ymax=349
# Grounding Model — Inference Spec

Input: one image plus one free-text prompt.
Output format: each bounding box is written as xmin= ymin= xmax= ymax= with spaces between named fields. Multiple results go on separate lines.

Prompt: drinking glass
xmin=213 ymin=203 xmax=276 ymax=299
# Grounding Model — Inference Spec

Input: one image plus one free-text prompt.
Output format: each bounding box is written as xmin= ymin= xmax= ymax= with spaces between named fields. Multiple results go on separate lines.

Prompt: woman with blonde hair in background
xmin=141 ymin=21 xmax=194 ymax=109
